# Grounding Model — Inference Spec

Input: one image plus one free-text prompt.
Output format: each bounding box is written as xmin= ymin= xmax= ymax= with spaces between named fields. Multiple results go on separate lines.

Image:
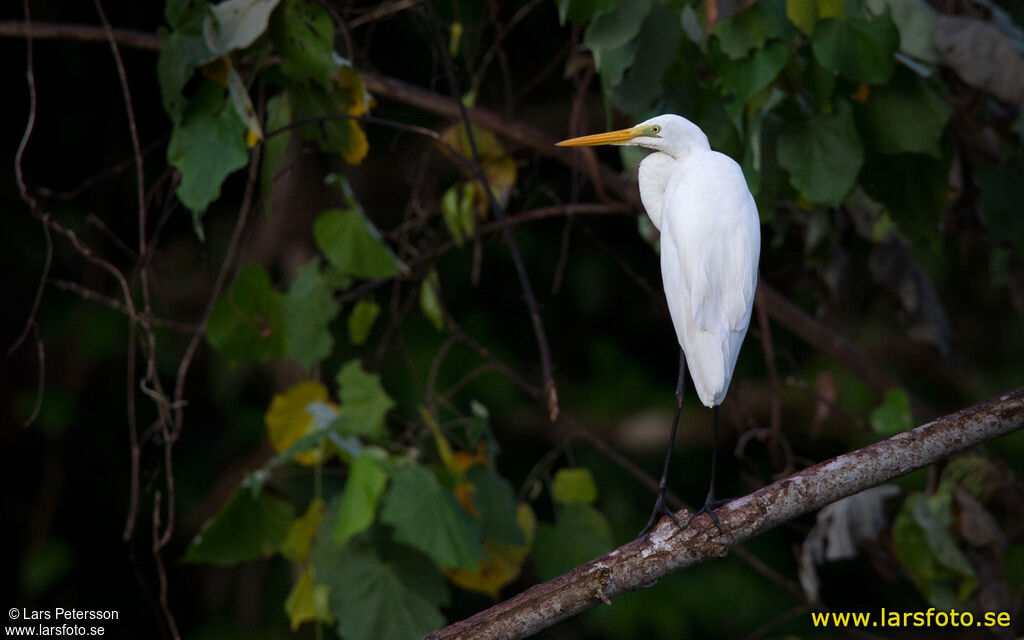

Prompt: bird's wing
xmin=660 ymin=152 xmax=760 ymax=406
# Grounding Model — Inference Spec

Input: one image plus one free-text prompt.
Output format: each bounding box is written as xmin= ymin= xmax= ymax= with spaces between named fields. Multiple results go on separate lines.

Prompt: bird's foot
xmin=638 ymin=491 xmax=683 ymax=538
xmin=683 ymin=490 xmax=731 ymax=534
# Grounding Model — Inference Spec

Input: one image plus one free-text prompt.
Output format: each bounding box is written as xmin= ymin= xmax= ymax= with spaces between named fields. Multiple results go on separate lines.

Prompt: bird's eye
xmin=650 ymin=125 xmax=661 ymax=134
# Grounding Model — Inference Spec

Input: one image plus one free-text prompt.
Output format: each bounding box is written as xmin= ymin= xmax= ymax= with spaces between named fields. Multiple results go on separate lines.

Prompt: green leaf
xmin=379 ymin=463 xmax=483 ymax=570
xmin=777 ymin=100 xmax=863 ymax=205
xmin=157 ymin=27 xmax=214 ymax=123
xmin=311 ymin=540 xmax=447 ymax=640
xmin=892 ymin=489 xmax=978 ymax=607
xmin=314 ymin=208 xmax=403 ymax=280
xmin=804 ymin=55 xmax=837 ymax=114
xmin=583 ymin=0 xmax=652 ymax=90
xmin=870 ymin=389 xmax=913 ymax=435
xmin=167 ymin=79 xmax=249 ymax=224
xmin=207 ymin=263 xmax=286 ymax=364
xmin=465 ymin=466 xmax=523 ymax=546
xmin=420 ymin=270 xmax=445 ymax=331
xmin=865 ymin=0 xmax=940 ymax=63
xmin=347 ymin=298 xmax=381 ymax=345
xmin=812 ymin=7 xmax=899 ymax=84
xmin=551 ymin=468 xmax=599 ymax=505
xmin=717 ymin=39 xmax=788 ymax=108
xmin=184 ymin=487 xmax=294 ymax=564
xmin=282 ymin=259 xmax=339 ymax=371
xmin=856 ymin=70 xmax=950 ymax=157
xmin=261 ymin=92 xmax=291 ymax=215
xmin=333 ymin=359 xmax=395 ymax=440
xmin=289 ymin=81 xmax=367 ymax=159
xmin=441 ymin=182 xmax=475 ymax=247
xmin=860 ymin=151 xmax=947 ymax=249
xmin=532 ymin=504 xmax=613 ymax=580
xmin=713 ymin=0 xmax=788 ymax=59
xmin=612 ymin=3 xmax=682 ymax=117
xmin=268 ymin=0 xmax=336 ymax=87
xmin=976 ymin=158 xmax=1024 ymax=254
xmin=333 ymin=452 xmax=390 ymax=546
xmin=556 ymin=0 xmax=608 ymax=25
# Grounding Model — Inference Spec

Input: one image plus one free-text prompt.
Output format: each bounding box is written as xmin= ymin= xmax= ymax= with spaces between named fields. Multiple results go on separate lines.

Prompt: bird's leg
xmin=639 ymin=350 xmax=686 ymax=537
xmin=684 ymin=405 xmax=730 ymax=534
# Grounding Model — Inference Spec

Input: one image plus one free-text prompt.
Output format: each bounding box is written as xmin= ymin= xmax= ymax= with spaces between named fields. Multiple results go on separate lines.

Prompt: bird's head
xmin=556 ymin=114 xmax=709 ymax=159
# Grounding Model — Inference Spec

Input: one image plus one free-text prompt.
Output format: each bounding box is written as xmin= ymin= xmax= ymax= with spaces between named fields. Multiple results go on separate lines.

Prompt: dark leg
xmin=684 ymin=405 xmax=729 ymax=533
xmin=638 ymin=349 xmax=686 ymax=536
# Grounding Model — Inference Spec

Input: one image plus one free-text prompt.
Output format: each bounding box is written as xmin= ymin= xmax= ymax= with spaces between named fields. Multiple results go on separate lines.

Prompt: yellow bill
xmin=556 ymin=125 xmax=651 ymax=147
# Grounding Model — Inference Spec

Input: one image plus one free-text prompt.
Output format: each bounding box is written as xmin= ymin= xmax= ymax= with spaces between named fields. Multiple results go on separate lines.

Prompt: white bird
xmin=557 ymin=114 xmax=760 ymax=533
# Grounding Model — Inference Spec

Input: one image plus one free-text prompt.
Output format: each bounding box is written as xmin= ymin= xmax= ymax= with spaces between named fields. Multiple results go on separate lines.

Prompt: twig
xmin=48 ymin=279 xmax=197 ymax=332
xmin=426 ymin=3 xmax=561 ymax=421
xmin=0 ymin=19 xmax=160 ymax=49
xmin=336 ymin=203 xmax=629 ymax=304
xmin=21 ymin=323 xmax=45 ymax=428
xmin=754 ymin=285 xmax=782 ymax=466
xmin=151 ymin=492 xmax=182 ymax=640
xmin=425 ymin=386 xmax=1024 ymax=640
xmin=170 ymin=142 xmax=263 ymax=440
xmin=93 ymin=0 xmax=161 ymax=548
xmin=347 ymin=0 xmax=421 ymax=29
xmin=755 ymin=285 xmax=935 ymax=419
xmin=8 ymin=3 xmax=49 ymax=358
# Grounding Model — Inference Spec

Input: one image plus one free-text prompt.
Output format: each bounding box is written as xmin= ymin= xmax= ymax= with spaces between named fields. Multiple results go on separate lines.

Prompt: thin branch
xmin=425 ymin=386 xmax=1024 ymax=640
xmin=151 ymin=491 xmax=182 ymax=640
xmin=8 ymin=4 xmax=49 ymax=358
xmin=48 ymin=279 xmax=196 ymax=332
xmin=21 ymin=323 xmax=45 ymax=428
xmin=170 ymin=142 xmax=263 ymax=440
xmin=755 ymin=285 xmax=935 ymax=419
xmin=0 ymin=20 xmax=160 ymax=50
xmin=420 ymin=3 xmax=560 ymax=421
xmin=337 ymin=203 xmax=629 ymax=305
xmin=754 ymin=285 xmax=782 ymax=467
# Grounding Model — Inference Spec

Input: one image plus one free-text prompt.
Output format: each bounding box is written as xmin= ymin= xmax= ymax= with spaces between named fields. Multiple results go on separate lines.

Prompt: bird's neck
xmin=638 ymin=152 xmax=676 ymax=231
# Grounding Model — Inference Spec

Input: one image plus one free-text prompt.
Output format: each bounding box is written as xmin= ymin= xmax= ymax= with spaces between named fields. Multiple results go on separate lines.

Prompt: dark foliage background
xmin=3 ymin=0 xmax=1024 ymax=638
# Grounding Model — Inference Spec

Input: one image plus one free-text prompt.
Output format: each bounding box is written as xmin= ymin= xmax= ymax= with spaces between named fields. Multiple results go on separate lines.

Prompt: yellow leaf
xmin=786 ymin=0 xmax=816 ymax=36
xmin=851 ymin=82 xmax=871 ymax=103
xmin=816 ymin=0 xmax=845 ymax=19
xmin=281 ymin=498 xmax=325 ymax=564
xmin=452 ymin=441 xmax=488 ymax=472
xmin=341 ymin=120 xmax=369 ymax=165
xmin=199 ymin=57 xmax=230 ymax=86
xmin=264 ymin=380 xmax=333 ymax=466
xmin=337 ymin=65 xmax=368 ymax=117
xmin=440 ymin=123 xmax=505 ymax=162
xmin=444 ymin=539 xmax=528 ymax=600
xmin=284 ymin=569 xmax=332 ymax=631
xmin=476 ymin=155 xmax=517 ymax=215
xmin=453 ymin=482 xmax=478 ymax=518
xmin=419 ymin=406 xmax=461 ymax=476
xmin=438 ymin=124 xmax=517 ymax=217
xmin=516 ymin=502 xmax=537 ymax=546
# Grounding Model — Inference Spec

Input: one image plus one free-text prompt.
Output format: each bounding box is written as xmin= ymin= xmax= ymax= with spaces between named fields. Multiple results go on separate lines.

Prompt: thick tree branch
xmin=425 ymin=386 xmax=1024 ymax=640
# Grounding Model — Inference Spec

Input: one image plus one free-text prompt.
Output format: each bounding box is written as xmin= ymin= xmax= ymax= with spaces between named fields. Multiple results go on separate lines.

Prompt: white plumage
xmin=559 ymin=114 xmax=760 ymax=408
xmin=558 ymin=113 xmax=761 ymax=532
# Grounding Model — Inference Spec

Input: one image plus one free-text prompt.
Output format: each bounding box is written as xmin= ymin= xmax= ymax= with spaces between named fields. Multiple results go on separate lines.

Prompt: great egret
xmin=557 ymin=114 xmax=760 ymax=533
